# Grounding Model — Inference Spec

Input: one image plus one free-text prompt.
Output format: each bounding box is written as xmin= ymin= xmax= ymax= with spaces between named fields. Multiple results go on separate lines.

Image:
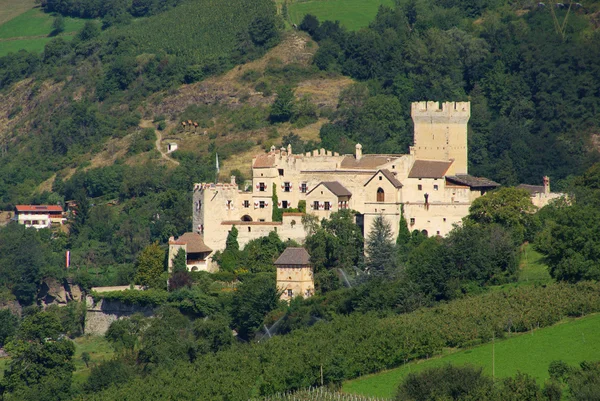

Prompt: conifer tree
xmin=135 ymin=242 xmax=165 ymax=289
xmin=396 ymin=206 xmax=411 ymax=261
xmin=225 ymin=226 xmax=239 ymax=252
xmin=366 ymin=215 xmax=396 ymax=276
xmin=171 ymin=248 xmax=187 ymax=274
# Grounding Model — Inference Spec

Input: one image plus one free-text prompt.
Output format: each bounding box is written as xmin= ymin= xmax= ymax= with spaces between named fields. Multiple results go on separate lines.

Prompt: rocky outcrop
xmin=84 ymin=296 xmax=155 ymax=335
xmin=38 ymin=278 xmax=84 ymax=307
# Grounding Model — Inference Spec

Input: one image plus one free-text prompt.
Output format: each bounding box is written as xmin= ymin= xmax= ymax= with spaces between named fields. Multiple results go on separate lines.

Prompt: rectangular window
xmin=259 ymin=201 xmax=265 ymax=209
xmin=301 ymin=183 xmax=307 ymax=193
xmin=287 ymin=289 xmax=293 ymax=297
xmin=278 ymin=169 xmax=284 ymax=176
xmin=244 ymin=200 xmax=250 ymax=208
xmin=324 ymin=202 xmax=331 ymax=211
xmin=282 ymin=201 xmax=288 ymax=208
xmin=433 ymin=184 xmax=439 ymax=191
xmin=259 ymin=182 xmax=266 ymax=192
xmin=284 ymin=182 xmax=291 ymax=192
xmin=410 ymin=218 xmax=415 ymax=225
xmin=313 ymin=201 xmax=319 ymax=210
xmin=418 ymin=184 xmax=423 ymax=191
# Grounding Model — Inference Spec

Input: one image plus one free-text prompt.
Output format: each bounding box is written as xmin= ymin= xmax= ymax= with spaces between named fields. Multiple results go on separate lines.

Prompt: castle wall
xmin=404 ymin=203 xmax=469 ymax=237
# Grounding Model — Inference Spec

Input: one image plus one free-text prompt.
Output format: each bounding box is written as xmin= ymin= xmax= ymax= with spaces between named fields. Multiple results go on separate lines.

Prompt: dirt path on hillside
xmin=140 ymin=120 xmax=180 ymax=166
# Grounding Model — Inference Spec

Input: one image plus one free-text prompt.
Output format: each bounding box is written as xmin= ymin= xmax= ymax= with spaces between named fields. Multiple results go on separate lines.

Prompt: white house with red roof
xmin=14 ymin=205 xmax=65 ymax=229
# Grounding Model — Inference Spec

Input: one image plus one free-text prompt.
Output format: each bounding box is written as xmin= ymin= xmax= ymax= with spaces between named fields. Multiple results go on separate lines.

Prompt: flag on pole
xmin=66 ymin=250 xmax=70 ymax=268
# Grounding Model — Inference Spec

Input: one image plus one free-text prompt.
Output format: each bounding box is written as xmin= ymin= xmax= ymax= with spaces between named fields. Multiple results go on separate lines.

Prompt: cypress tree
xmin=225 ymin=226 xmax=240 ymax=252
xmin=171 ymin=248 xmax=187 ymax=273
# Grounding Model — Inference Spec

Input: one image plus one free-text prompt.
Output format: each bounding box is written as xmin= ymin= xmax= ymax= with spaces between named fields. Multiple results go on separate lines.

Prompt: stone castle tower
xmin=411 ymin=101 xmax=470 ymax=175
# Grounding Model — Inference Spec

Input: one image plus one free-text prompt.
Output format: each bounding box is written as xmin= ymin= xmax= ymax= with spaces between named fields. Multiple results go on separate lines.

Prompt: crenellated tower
xmin=411 ymin=101 xmax=470 ymax=175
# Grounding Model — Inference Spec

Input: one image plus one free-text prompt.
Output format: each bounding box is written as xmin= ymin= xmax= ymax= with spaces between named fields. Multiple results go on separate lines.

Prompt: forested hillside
xmin=299 ymin=1 xmax=600 ymax=185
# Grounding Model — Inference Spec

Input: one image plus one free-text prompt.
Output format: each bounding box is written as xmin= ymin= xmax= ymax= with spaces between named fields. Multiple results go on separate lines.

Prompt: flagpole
xmin=215 ymin=153 xmax=220 ymax=184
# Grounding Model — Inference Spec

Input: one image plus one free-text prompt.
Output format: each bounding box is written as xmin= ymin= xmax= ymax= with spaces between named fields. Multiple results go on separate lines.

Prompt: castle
xmin=192 ymin=101 xmax=500 ymax=271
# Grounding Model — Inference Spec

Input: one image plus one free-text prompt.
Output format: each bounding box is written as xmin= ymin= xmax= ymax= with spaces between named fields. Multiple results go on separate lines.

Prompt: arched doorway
xmin=377 ymin=187 xmax=385 ymax=202
xmin=241 ymin=215 xmax=253 ymax=222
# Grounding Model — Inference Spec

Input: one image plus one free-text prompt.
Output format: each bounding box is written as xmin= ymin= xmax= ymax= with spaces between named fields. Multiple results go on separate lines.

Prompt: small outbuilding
xmin=167 ymin=142 xmax=178 ymax=153
xmin=274 ymin=247 xmax=314 ymax=301
xmin=168 ymin=232 xmax=212 ymax=272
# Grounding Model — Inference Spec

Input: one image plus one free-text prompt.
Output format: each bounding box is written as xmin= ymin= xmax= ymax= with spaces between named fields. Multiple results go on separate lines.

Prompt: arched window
xmin=241 ymin=215 xmax=253 ymax=222
xmin=377 ymin=187 xmax=385 ymax=202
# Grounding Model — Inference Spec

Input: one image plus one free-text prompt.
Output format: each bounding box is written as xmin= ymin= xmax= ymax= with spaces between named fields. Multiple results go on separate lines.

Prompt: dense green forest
xmin=300 ymin=1 xmax=600 ymax=185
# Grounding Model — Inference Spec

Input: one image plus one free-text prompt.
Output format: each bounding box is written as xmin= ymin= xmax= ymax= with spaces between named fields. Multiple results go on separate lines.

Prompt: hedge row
xmin=87 ymin=282 xmax=600 ymax=400
xmin=92 ymin=289 xmax=217 ymax=316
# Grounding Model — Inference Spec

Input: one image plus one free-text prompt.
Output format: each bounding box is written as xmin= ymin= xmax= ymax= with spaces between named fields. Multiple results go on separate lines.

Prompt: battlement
xmin=193 ymin=183 xmax=239 ymax=192
xmin=411 ymin=101 xmax=470 ymax=117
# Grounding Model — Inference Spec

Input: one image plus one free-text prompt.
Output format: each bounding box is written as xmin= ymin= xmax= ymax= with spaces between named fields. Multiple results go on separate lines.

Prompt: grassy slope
xmin=343 ymin=313 xmax=600 ymax=399
xmin=287 ymin=0 xmax=394 ymax=31
xmin=0 ymin=8 xmax=86 ymax=39
xmin=0 ymin=0 xmax=36 ymax=26
xmin=71 ymin=335 xmax=114 ymax=387
xmin=0 ymin=335 xmax=114 ymax=387
xmin=0 ymin=7 xmax=86 ymax=57
xmin=0 ymin=35 xmax=76 ymax=57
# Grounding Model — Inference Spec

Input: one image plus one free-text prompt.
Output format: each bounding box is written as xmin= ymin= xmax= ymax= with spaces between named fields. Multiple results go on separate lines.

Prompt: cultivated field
xmin=343 ymin=313 xmax=600 ymax=399
xmin=287 ymin=0 xmax=394 ymax=30
xmin=0 ymin=0 xmax=36 ymax=26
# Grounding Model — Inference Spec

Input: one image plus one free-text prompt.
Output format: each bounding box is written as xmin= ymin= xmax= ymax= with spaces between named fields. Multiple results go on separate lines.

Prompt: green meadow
xmin=0 ymin=7 xmax=86 ymax=56
xmin=343 ymin=313 xmax=600 ymax=399
xmin=287 ymin=0 xmax=394 ymax=31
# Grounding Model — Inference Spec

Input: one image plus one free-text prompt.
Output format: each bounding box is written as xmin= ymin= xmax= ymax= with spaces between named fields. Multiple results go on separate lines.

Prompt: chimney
xmin=287 ymin=143 xmax=292 ymax=155
xmin=355 ymin=143 xmax=363 ymax=161
xmin=230 ymin=175 xmax=236 ymax=185
xmin=543 ymin=176 xmax=550 ymax=195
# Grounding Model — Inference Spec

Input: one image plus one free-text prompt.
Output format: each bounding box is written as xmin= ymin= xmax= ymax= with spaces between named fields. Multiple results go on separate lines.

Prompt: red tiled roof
xmin=307 ymin=181 xmax=352 ymax=197
xmin=253 ymin=154 xmax=276 ymax=168
xmin=408 ymin=160 xmax=453 ymax=179
xmin=169 ymin=232 xmax=212 ymax=253
xmin=15 ymin=205 xmax=63 ymax=213
xmin=275 ymin=247 xmax=311 ymax=266
xmin=364 ymin=169 xmax=403 ymax=188
xmin=517 ymin=184 xmax=545 ymax=195
xmin=340 ymin=155 xmax=400 ymax=169
xmin=446 ymin=175 xmax=500 ymax=189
